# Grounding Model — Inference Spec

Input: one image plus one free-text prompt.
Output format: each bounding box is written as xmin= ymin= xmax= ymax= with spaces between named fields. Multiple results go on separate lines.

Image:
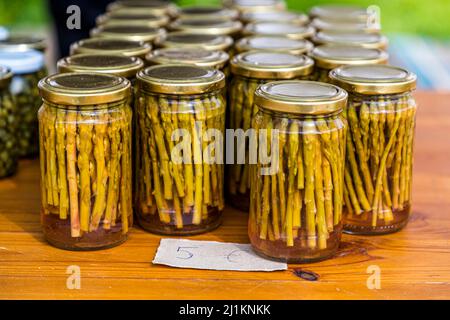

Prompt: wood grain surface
xmin=0 ymin=91 xmax=449 ymax=300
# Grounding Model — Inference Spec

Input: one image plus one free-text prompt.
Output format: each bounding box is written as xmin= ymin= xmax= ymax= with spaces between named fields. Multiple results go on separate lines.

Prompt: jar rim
xmin=146 ymin=48 xmax=229 ymax=69
xmin=157 ymin=32 xmax=234 ymax=51
xmin=240 ymin=11 xmax=309 ymax=25
xmin=255 ymin=80 xmax=348 ymax=115
xmin=71 ymin=38 xmax=152 ymax=57
xmin=91 ymin=25 xmax=166 ymax=43
xmin=235 ymin=36 xmax=313 ymax=55
xmin=0 ymin=35 xmax=47 ymax=51
xmin=312 ymin=31 xmax=388 ymax=50
xmin=178 ymin=6 xmax=239 ymax=20
xmin=169 ymin=18 xmax=243 ymax=36
xmin=230 ymin=0 xmax=286 ymax=13
xmin=243 ymin=22 xmax=315 ymax=40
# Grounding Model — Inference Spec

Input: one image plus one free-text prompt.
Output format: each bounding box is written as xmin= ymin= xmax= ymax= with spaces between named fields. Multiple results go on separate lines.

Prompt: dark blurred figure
xmin=49 ymin=0 xmax=114 ymax=58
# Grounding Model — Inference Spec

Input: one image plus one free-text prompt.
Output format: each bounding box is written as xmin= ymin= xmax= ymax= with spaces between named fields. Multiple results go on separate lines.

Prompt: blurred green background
xmin=0 ymin=0 xmax=449 ymax=38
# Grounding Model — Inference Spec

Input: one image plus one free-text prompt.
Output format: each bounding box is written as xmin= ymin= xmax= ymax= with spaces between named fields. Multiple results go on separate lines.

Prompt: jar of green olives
xmin=38 ymin=73 xmax=133 ymax=250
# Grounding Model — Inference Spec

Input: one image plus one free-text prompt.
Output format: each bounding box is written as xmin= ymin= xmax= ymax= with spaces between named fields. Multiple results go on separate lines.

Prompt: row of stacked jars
xmin=2 ymin=1 xmax=418 ymax=263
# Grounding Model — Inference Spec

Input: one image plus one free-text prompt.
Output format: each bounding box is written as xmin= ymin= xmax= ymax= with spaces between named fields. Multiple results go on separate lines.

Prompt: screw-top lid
xmin=96 ymin=12 xmax=170 ymax=28
xmin=310 ymin=18 xmax=380 ymax=33
xmin=70 ymin=38 xmax=151 ymax=58
xmin=310 ymin=45 xmax=388 ymax=70
xmin=137 ymin=64 xmax=225 ymax=95
xmin=91 ymin=25 xmax=166 ymax=44
xmin=170 ymin=18 xmax=242 ymax=36
xmin=230 ymin=0 xmax=286 ymax=13
xmin=107 ymin=0 xmax=178 ymax=17
xmin=329 ymin=64 xmax=417 ymax=95
xmin=57 ymin=54 xmax=144 ymax=79
xmin=312 ymin=31 xmax=388 ymax=49
xmin=231 ymin=51 xmax=314 ymax=79
xmin=38 ymin=73 xmax=131 ymax=106
xmin=156 ymin=32 xmax=233 ymax=52
xmin=243 ymin=22 xmax=315 ymax=40
xmin=309 ymin=5 xmax=369 ymax=22
xmin=241 ymin=11 xmax=309 ymax=25
xmin=0 ymin=65 xmax=13 ymax=88
xmin=0 ymin=27 xmax=8 ymax=41
xmin=255 ymin=80 xmax=348 ymax=115
xmin=0 ymin=49 xmax=45 ymax=74
xmin=0 ymin=35 xmax=47 ymax=52
xmin=178 ymin=6 xmax=239 ymax=20
xmin=146 ymin=48 xmax=229 ymax=70
xmin=235 ymin=36 xmax=313 ymax=55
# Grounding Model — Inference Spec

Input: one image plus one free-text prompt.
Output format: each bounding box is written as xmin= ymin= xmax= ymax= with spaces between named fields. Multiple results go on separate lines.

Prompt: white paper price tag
xmin=153 ymin=239 xmax=287 ymax=272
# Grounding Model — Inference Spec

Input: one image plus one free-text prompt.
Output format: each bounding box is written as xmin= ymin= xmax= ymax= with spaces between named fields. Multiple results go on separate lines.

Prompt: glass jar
xmin=0 ymin=49 xmax=46 ymax=158
xmin=178 ymin=6 xmax=239 ymax=20
xmin=96 ymin=12 xmax=170 ymax=28
xmin=228 ymin=0 xmax=286 ymax=13
xmin=243 ymin=22 xmax=315 ymax=40
xmin=107 ymin=0 xmax=179 ymax=18
xmin=241 ymin=11 xmax=309 ymax=26
xmin=169 ymin=18 xmax=243 ymax=39
xmin=70 ymin=38 xmax=151 ymax=59
xmin=146 ymin=48 xmax=229 ymax=73
xmin=91 ymin=25 xmax=166 ymax=45
xmin=0 ymin=66 xmax=18 ymax=178
xmin=312 ymin=31 xmax=388 ymax=50
xmin=235 ymin=36 xmax=313 ymax=55
xmin=38 ymin=73 xmax=133 ymax=250
xmin=135 ymin=65 xmax=226 ymax=235
xmin=330 ymin=65 xmax=417 ymax=235
xmin=156 ymin=32 xmax=234 ymax=54
xmin=249 ymin=81 xmax=347 ymax=262
xmin=228 ymin=51 xmax=314 ymax=212
xmin=310 ymin=45 xmax=388 ymax=82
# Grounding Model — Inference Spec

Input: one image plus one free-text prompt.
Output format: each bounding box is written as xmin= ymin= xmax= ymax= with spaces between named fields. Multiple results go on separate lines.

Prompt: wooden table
xmin=0 ymin=91 xmax=449 ymax=300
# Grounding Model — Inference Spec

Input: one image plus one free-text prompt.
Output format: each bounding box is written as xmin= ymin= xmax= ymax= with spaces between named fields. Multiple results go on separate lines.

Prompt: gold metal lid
xmin=235 ymin=36 xmax=313 ymax=55
xmin=156 ymin=32 xmax=234 ymax=52
xmin=0 ymin=65 xmax=13 ymax=88
xmin=107 ymin=0 xmax=178 ymax=17
xmin=0 ymin=35 xmax=47 ymax=52
xmin=243 ymin=22 xmax=315 ymax=40
xmin=329 ymin=64 xmax=417 ymax=95
xmin=137 ymin=64 xmax=225 ymax=95
xmin=96 ymin=12 xmax=170 ymax=28
xmin=38 ymin=72 xmax=131 ymax=106
xmin=310 ymin=18 xmax=380 ymax=33
xmin=231 ymin=0 xmax=286 ymax=13
xmin=70 ymin=38 xmax=151 ymax=58
xmin=178 ymin=6 xmax=239 ymax=20
xmin=169 ymin=18 xmax=243 ymax=36
xmin=312 ymin=31 xmax=388 ymax=49
xmin=91 ymin=25 xmax=166 ymax=44
xmin=146 ymin=48 xmax=229 ymax=70
xmin=310 ymin=45 xmax=388 ymax=70
xmin=241 ymin=11 xmax=309 ymax=25
xmin=57 ymin=54 xmax=144 ymax=79
xmin=255 ymin=80 xmax=347 ymax=115
xmin=231 ymin=51 xmax=314 ymax=79
xmin=309 ymin=5 xmax=369 ymax=22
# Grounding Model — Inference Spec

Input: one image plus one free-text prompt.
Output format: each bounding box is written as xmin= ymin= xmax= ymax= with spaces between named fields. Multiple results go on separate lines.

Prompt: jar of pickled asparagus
xmin=107 ymin=0 xmax=178 ymax=18
xmin=169 ymin=18 xmax=243 ymax=38
xmin=310 ymin=45 xmax=388 ymax=82
xmin=241 ymin=11 xmax=309 ymax=25
xmin=96 ymin=12 xmax=170 ymax=28
xmin=312 ymin=31 xmax=388 ymax=50
xmin=38 ymin=73 xmax=133 ymax=250
xmin=91 ymin=25 xmax=166 ymax=45
xmin=228 ymin=51 xmax=314 ymax=211
xmin=0 ymin=66 xmax=18 ymax=178
xmin=156 ymin=32 xmax=234 ymax=54
xmin=146 ymin=48 xmax=229 ymax=73
xmin=135 ymin=64 xmax=226 ymax=235
xmin=0 ymin=49 xmax=46 ymax=158
xmin=228 ymin=0 xmax=286 ymax=13
xmin=178 ymin=6 xmax=239 ymax=20
xmin=249 ymin=80 xmax=348 ymax=262
xmin=329 ymin=65 xmax=417 ymax=235
xmin=243 ymin=22 xmax=315 ymax=40
xmin=235 ymin=36 xmax=313 ymax=55
xmin=70 ymin=38 xmax=151 ymax=59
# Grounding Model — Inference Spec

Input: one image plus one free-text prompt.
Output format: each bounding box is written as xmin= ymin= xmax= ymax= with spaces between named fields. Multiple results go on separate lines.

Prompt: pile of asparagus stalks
xmin=249 ymin=113 xmax=346 ymax=250
xmin=39 ymin=102 xmax=132 ymax=237
xmin=136 ymin=93 xmax=225 ymax=231
xmin=343 ymin=95 xmax=416 ymax=227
